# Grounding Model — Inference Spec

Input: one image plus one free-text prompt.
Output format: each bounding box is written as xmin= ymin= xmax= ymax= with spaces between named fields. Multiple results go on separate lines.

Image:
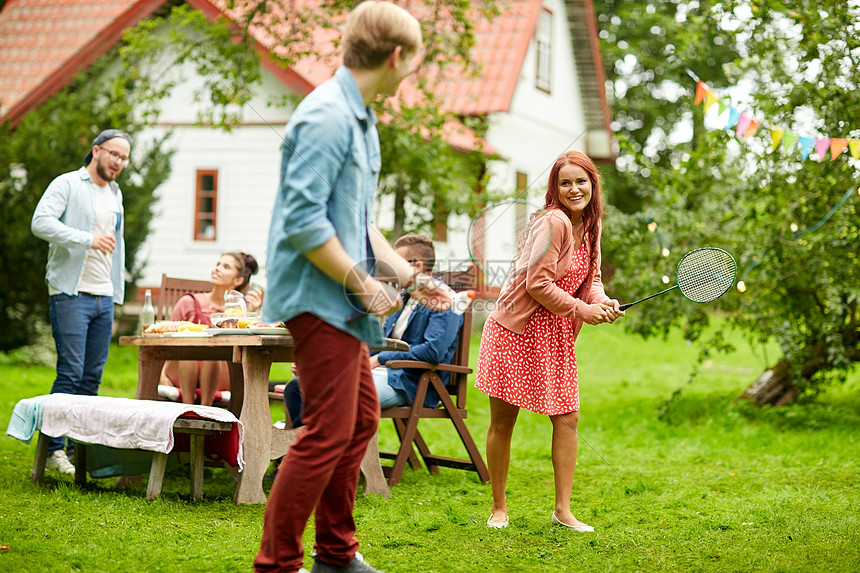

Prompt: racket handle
xmin=618 ymin=284 xmax=679 ymax=311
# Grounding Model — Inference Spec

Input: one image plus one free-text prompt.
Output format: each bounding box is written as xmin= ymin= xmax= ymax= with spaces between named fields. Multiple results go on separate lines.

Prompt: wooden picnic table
xmin=118 ymin=332 xmax=407 ymax=504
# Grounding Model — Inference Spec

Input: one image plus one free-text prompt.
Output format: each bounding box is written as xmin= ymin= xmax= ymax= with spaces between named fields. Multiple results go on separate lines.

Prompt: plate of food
xmin=171 ymin=331 xmax=213 ymax=337
xmin=245 ymin=321 xmax=288 ymax=335
xmin=144 ymin=321 xmax=206 ymax=334
xmin=204 ymin=328 xmax=253 ymax=336
xmin=210 ymin=312 xmax=260 ymax=329
xmin=247 ymin=326 xmax=289 ymax=335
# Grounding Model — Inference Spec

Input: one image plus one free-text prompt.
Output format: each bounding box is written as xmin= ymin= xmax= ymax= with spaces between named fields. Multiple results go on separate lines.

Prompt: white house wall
xmin=136 ymin=65 xmax=294 ymax=288
xmin=154 ymin=58 xmax=295 ymax=125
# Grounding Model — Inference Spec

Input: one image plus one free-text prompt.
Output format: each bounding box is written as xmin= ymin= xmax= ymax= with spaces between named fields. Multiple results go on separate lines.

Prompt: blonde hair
xmin=343 ymin=1 xmax=422 ymax=69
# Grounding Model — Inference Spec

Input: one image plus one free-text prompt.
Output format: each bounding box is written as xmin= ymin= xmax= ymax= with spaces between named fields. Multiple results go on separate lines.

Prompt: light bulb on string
xmin=661 ymin=248 xmax=671 ymax=257
xmin=662 ymin=275 xmax=670 ymax=284
xmin=737 ymin=281 xmax=747 ymax=293
xmin=789 ymin=222 xmax=798 ymax=233
xmin=647 ymin=222 xmax=658 ymax=232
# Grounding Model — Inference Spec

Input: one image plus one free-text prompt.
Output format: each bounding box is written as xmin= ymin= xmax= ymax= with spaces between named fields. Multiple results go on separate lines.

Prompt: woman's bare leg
xmin=486 ymin=396 xmax=520 ymax=524
xmin=198 ymin=361 xmax=225 ymax=406
xmin=161 ymin=361 xmax=179 ymax=386
xmin=549 ymin=410 xmax=589 ymax=526
xmin=177 ymin=361 xmax=200 ymax=404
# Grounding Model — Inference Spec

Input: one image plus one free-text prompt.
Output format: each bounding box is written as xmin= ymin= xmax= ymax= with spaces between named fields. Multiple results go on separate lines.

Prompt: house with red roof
xmin=0 ymin=0 xmax=612 ymax=290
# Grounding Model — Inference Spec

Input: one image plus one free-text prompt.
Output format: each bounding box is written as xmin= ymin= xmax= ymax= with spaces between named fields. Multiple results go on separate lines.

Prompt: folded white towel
xmin=40 ymin=394 xmax=243 ymax=468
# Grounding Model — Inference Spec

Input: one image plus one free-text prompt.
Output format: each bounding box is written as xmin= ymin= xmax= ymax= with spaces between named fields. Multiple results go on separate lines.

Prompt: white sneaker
xmin=46 ymin=450 xmax=76 ymax=474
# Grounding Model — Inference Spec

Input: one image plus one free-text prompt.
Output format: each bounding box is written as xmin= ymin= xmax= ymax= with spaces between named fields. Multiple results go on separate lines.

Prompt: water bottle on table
xmin=140 ymin=289 xmax=155 ymax=334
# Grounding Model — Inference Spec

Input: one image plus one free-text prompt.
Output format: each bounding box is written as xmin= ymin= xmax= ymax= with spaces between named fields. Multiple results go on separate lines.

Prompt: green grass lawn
xmin=1 ymin=321 xmax=858 ymax=572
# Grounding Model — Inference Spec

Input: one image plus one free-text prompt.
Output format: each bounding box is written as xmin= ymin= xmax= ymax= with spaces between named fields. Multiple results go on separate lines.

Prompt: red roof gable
xmin=0 ymin=0 xmax=609 ymax=134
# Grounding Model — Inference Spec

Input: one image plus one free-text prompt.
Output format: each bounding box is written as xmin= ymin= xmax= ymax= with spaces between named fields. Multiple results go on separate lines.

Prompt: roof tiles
xmin=0 ymin=0 xmax=138 ymax=119
xmin=0 ymin=0 xmax=552 ymax=122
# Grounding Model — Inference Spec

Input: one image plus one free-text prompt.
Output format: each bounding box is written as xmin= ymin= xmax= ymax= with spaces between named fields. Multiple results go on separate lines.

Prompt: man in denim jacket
xmin=256 ymin=4 xmax=449 ymax=573
xmin=31 ymin=128 xmax=130 ymax=474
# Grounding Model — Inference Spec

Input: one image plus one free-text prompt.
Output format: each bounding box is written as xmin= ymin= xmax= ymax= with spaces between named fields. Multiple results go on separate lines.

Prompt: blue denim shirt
xmin=31 ymin=167 xmax=126 ymax=304
xmin=263 ymin=67 xmax=383 ymax=344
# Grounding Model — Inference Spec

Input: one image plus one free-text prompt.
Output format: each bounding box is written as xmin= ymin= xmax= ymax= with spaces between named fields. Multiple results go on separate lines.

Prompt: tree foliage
xmin=116 ymin=3 xmax=262 ymax=129
xmin=218 ymin=0 xmax=500 ymax=237
xmin=595 ymin=0 xmax=742 ymax=211
xmin=596 ymin=0 xmax=860 ymax=403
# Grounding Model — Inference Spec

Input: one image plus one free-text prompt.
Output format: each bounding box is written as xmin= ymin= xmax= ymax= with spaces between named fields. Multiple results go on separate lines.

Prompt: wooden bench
xmin=32 ymin=417 xmax=235 ymax=501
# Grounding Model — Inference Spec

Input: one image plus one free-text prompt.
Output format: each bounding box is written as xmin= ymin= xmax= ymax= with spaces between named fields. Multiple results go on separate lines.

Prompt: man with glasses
xmin=31 ymin=128 xmax=130 ymax=474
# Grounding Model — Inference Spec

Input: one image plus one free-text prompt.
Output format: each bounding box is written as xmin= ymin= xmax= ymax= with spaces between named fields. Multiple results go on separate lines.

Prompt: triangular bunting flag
xmin=704 ymin=92 xmax=718 ymax=112
xmin=736 ymin=114 xmax=753 ymax=139
xmin=770 ymin=127 xmax=786 ymax=150
xmin=830 ymin=138 xmax=848 ymax=160
xmin=815 ymin=137 xmax=830 ymax=162
xmin=849 ymin=139 xmax=860 ymax=160
xmin=726 ymin=108 xmax=741 ymax=130
xmin=695 ymin=82 xmax=707 ymax=105
xmin=799 ymin=136 xmax=815 ymax=160
xmin=744 ymin=120 xmax=761 ymax=140
xmin=692 ymin=70 xmax=858 ymax=165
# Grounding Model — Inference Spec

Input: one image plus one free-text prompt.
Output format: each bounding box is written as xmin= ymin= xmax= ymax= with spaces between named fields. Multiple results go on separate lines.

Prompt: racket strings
xmin=676 ymin=250 xmax=737 ymax=303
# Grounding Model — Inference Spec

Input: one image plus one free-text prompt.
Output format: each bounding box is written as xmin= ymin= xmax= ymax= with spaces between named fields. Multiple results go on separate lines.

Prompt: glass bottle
xmin=140 ymin=289 xmax=155 ymax=334
xmin=451 ymin=290 xmax=476 ymax=315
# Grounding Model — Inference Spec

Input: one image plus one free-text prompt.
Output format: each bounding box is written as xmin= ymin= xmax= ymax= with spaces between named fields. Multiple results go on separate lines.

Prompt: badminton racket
xmin=620 ymin=247 xmax=737 ymax=310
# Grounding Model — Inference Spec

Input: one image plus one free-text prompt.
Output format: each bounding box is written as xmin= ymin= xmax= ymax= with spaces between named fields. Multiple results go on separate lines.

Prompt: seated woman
xmin=160 ymin=252 xmax=262 ymax=406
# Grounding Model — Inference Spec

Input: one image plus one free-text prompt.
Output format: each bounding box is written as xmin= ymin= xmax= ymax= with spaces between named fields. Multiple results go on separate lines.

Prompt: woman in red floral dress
xmin=476 ymin=151 xmax=623 ymax=531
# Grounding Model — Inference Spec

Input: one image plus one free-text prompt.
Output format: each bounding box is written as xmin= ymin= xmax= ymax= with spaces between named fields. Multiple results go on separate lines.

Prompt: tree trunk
xmin=736 ymin=359 xmax=798 ymax=407
xmin=391 ymin=180 xmax=406 ymax=240
xmin=738 ymin=331 xmax=859 ymax=406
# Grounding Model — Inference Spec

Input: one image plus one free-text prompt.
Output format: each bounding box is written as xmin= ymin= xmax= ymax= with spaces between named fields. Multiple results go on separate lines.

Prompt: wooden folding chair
xmin=156 ymin=274 xmax=212 ymax=321
xmin=379 ymin=305 xmax=490 ymax=486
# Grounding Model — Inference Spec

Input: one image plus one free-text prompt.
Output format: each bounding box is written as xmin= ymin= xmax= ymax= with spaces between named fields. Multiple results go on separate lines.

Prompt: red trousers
xmin=255 ymin=313 xmax=380 ymax=573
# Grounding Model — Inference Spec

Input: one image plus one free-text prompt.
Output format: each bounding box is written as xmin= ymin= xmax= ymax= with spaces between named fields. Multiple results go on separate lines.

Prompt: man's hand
xmin=369 ymin=355 xmax=381 ymax=369
xmin=408 ymin=274 xmax=453 ymax=311
xmin=357 ymin=280 xmax=403 ymax=319
xmin=91 ymin=233 xmax=115 ymax=255
xmin=245 ymin=289 xmax=263 ymax=312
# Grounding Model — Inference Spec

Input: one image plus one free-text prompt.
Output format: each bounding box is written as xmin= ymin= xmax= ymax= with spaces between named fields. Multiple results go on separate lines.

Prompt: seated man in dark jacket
xmin=284 ymin=234 xmax=463 ymax=426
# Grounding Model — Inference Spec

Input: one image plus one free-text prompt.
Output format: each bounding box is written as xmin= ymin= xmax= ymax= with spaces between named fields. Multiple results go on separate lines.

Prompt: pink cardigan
xmin=489 ymin=209 xmax=611 ymax=339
